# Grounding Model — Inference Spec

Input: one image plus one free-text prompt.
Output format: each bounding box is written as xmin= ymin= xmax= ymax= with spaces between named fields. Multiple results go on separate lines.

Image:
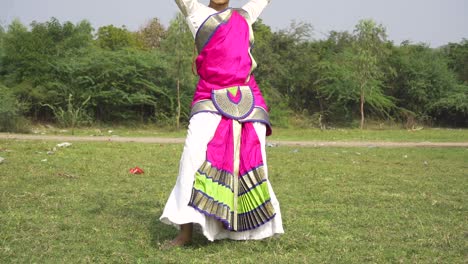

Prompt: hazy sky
xmin=1 ymin=0 xmax=467 ymax=47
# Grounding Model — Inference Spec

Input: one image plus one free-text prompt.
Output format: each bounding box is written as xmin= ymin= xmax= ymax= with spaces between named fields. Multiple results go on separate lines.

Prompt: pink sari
xmin=188 ymin=9 xmax=275 ymax=232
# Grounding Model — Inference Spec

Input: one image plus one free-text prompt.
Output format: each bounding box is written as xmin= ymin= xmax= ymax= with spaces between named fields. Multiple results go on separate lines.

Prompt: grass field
xmin=28 ymin=124 xmax=468 ymax=142
xmin=0 ymin=138 xmax=467 ymax=263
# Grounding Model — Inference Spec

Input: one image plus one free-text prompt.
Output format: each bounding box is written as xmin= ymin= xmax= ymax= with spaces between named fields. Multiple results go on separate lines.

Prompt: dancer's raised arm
xmin=175 ymin=0 xmax=203 ymax=17
xmin=242 ymin=0 xmax=271 ymax=24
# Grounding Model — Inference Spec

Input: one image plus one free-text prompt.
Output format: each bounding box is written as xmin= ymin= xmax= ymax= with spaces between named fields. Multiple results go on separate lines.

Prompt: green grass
xmin=27 ymin=123 xmax=468 ymax=142
xmin=28 ymin=123 xmax=188 ymax=138
xmin=270 ymin=127 xmax=468 ymax=142
xmin=0 ymin=139 xmax=467 ymax=263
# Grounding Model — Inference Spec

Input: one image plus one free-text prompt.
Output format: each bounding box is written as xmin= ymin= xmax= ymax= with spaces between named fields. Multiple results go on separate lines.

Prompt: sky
xmin=1 ymin=0 xmax=467 ymax=47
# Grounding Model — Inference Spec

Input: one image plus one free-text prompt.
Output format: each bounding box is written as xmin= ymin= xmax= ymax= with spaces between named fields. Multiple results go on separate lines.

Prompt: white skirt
xmin=159 ymin=112 xmax=284 ymax=241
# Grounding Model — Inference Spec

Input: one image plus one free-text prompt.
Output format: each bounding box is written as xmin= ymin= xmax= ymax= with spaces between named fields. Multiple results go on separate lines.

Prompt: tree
xmin=352 ymin=20 xmax=394 ymax=128
xmin=248 ymin=20 xmax=292 ymax=127
xmin=57 ymin=20 xmax=94 ymax=52
xmin=443 ymin=39 xmax=468 ymax=84
xmin=1 ymin=16 xmax=467 ymax=128
xmin=1 ymin=18 xmax=93 ymax=84
xmin=136 ymin=18 xmax=166 ymax=50
xmin=391 ymin=42 xmax=467 ymax=125
xmin=429 ymin=84 xmax=468 ymax=126
xmin=161 ymin=13 xmax=196 ymax=128
xmin=0 ymin=24 xmax=5 ymax=60
xmin=0 ymin=18 xmax=96 ymax=121
xmin=50 ymin=47 xmax=172 ymax=123
xmin=2 ymin=19 xmax=30 ymax=83
xmin=96 ymin=25 xmax=139 ymax=51
xmin=0 ymin=84 xmax=30 ymax=132
xmin=251 ymin=19 xmax=278 ymax=90
xmin=256 ymin=20 xmax=318 ymax=126
xmin=269 ymin=20 xmax=314 ymax=99
xmin=316 ymin=20 xmax=395 ymax=128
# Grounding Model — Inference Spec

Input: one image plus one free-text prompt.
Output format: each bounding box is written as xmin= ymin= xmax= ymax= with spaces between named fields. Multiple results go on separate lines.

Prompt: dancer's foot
xmin=160 ymin=234 xmax=192 ymax=250
xmin=160 ymin=223 xmax=193 ymax=250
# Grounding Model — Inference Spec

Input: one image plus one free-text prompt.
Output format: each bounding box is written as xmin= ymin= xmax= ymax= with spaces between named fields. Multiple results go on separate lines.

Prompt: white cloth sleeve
xmin=242 ymin=0 xmax=271 ymax=24
xmin=175 ymin=0 xmax=214 ymax=37
xmin=174 ymin=0 xmax=203 ymax=16
xmin=174 ymin=0 xmax=271 ymax=37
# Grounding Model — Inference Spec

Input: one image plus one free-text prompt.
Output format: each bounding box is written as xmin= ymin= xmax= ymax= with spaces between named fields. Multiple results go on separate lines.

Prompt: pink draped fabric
xmin=192 ymin=10 xmax=268 ymax=111
xmin=195 ymin=9 xmax=267 ymax=177
xmin=239 ymin=122 xmax=263 ymax=176
xmin=205 ymin=117 xmax=263 ymax=178
xmin=206 ymin=117 xmax=235 ymax=173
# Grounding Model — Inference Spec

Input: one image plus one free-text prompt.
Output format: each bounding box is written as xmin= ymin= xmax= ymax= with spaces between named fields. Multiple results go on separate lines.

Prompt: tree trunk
xmin=140 ymin=104 xmax=144 ymax=123
xmin=176 ymin=79 xmax=181 ymax=129
xmin=360 ymin=89 xmax=365 ymax=129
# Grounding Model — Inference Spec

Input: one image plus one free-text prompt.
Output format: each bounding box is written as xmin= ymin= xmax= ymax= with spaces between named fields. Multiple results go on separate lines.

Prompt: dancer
xmin=160 ymin=0 xmax=283 ymax=247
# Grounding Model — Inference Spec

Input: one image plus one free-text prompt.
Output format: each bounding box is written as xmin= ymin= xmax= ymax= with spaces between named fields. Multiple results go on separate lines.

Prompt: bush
xmin=262 ymin=86 xmax=293 ymax=128
xmin=430 ymin=84 xmax=468 ymax=126
xmin=41 ymin=93 xmax=92 ymax=134
xmin=0 ymin=85 xmax=30 ymax=133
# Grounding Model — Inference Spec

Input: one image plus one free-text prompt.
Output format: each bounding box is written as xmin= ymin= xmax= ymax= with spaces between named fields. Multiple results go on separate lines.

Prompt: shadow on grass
xmin=148 ymin=212 xmax=176 ymax=247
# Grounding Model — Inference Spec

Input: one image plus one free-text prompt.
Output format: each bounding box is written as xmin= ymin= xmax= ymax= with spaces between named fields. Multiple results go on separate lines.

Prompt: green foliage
xmin=0 ymin=24 xmax=4 ymax=60
xmin=1 ymin=19 xmax=32 ymax=83
xmin=351 ymin=20 xmax=395 ymax=128
xmin=0 ymin=84 xmax=30 ymax=132
xmin=251 ymin=19 xmax=278 ymax=88
xmin=443 ymin=39 xmax=468 ymax=84
xmin=270 ymin=21 xmax=318 ymax=108
xmin=390 ymin=43 xmax=465 ymax=125
xmin=50 ymin=47 xmax=173 ymax=123
xmin=429 ymin=84 xmax=468 ymax=126
xmin=253 ymin=20 xmax=321 ymax=126
xmin=0 ymin=15 xmax=467 ymax=128
xmin=41 ymin=94 xmax=92 ymax=133
xmin=262 ymin=85 xmax=294 ymax=128
xmin=251 ymin=20 xmax=288 ymax=125
xmin=96 ymin=25 xmax=141 ymax=51
xmin=315 ymin=20 xmax=396 ymax=128
xmin=160 ymin=13 xmax=197 ymax=127
xmin=2 ymin=18 xmax=93 ymax=85
xmin=136 ymin=18 xmax=166 ymax=50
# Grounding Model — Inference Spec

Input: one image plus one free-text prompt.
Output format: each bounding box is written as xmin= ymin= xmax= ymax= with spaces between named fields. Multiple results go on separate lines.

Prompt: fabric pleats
xmin=160 ymin=112 xmax=283 ymax=241
xmin=188 ymin=116 xmax=275 ymax=231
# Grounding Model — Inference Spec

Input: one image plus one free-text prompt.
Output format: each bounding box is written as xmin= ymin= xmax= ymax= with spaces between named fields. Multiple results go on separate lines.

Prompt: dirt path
xmin=1 ymin=133 xmax=467 ymax=148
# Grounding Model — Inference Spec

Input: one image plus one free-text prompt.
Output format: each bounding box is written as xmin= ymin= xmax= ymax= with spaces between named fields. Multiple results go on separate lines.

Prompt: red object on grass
xmin=129 ymin=166 xmax=144 ymax=174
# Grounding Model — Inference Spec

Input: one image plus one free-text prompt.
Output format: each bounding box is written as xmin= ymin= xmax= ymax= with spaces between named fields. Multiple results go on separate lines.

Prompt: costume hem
xmin=159 ymin=214 xmax=284 ymax=242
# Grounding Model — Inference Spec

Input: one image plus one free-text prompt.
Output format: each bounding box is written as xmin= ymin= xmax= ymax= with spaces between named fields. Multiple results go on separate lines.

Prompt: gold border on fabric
xmin=240 ymin=107 xmax=270 ymax=124
xmin=195 ymin=9 xmax=233 ymax=53
xmin=239 ymin=166 xmax=267 ymax=195
xmin=237 ymin=200 xmax=275 ymax=231
xmin=233 ymin=8 xmax=254 ymax=46
xmin=190 ymin=99 xmax=218 ymax=114
xmin=189 ymin=189 xmax=233 ymax=225
xmin=198 ymin=161 xmax=234 ymax=191
xmin=190 ymin=100 xmax=270 ymax=125
xmin=189 ymin=163 xmax=274 ymax=231
xmin=232 ymin=120 xmax=242 ymax=231
xmin=212 ymin=86 xmax=254 ymax=120
xmin=233 ymin=8 xmax=256 ymax=80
